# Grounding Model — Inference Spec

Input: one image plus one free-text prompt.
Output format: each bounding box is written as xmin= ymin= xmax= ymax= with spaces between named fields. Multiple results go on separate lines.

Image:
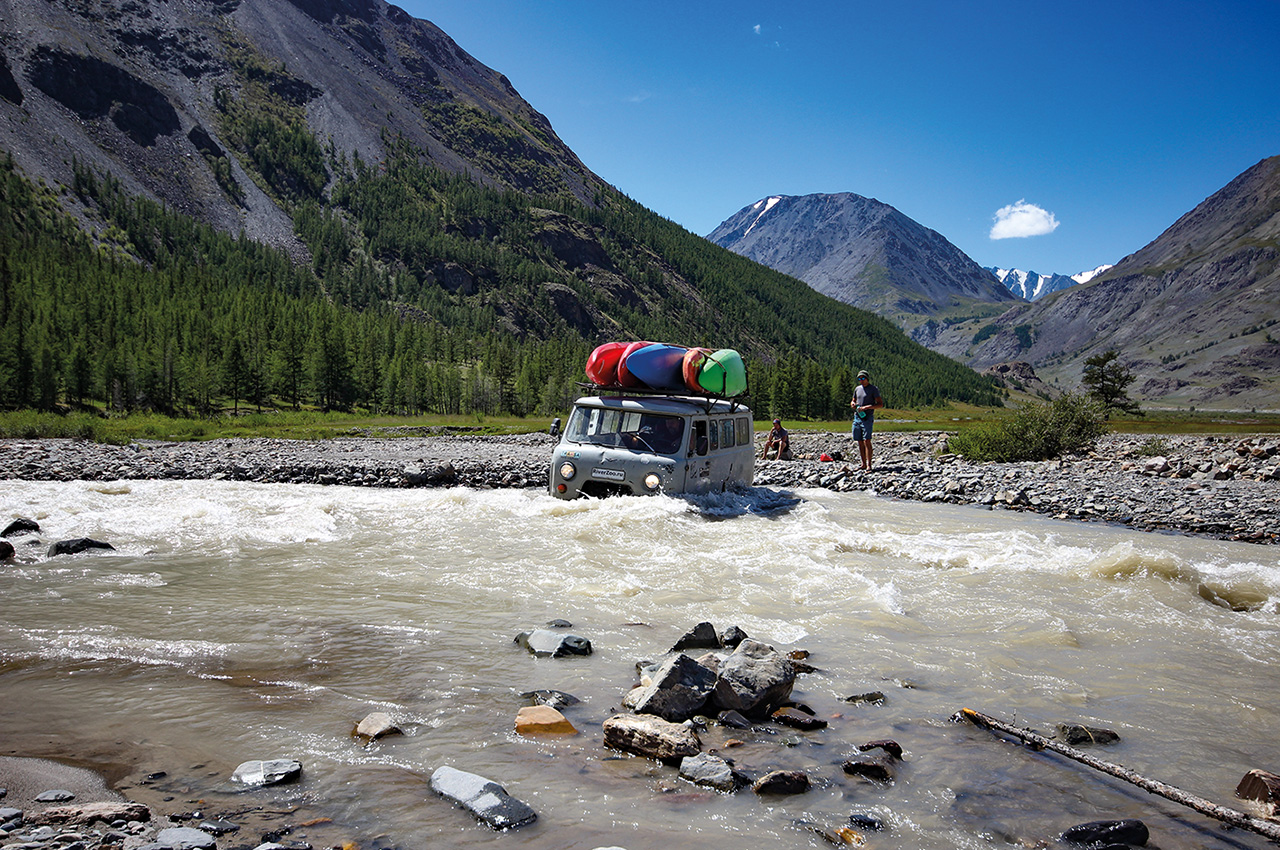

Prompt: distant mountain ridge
xmin=990 ymin=265 xmax=1113 ymax=301
xmin=927 ymin=156 xmax=1280 ymax=409
xmin=707 ymin=192 xmax=1019 ymax=331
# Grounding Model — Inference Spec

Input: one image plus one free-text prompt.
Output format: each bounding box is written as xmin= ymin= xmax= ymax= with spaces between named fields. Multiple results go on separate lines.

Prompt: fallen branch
xmin=957 ymin=708 xmax=1280 ymax=843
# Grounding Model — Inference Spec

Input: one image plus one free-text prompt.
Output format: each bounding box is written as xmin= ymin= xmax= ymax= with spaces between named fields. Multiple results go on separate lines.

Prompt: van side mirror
xmin=549 ymin=418 xmax=561 ymax=437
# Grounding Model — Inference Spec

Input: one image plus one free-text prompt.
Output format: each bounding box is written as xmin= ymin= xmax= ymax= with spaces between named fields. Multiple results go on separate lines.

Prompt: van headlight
xmin=643 ymin=473 xmax=661 ymax=491
xmin=558 ymin=461 xmax=577 ymax=481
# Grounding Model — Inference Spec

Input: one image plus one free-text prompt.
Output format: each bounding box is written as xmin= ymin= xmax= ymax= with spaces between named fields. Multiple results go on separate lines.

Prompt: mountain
xmin=924 ymin=156 xmax=1280 ymax=409
xmin=0 ymin=0 xmax=604 ymax=255
xmin=990 ymin=265 xmax=1112 ymax=301
xmin=707 ymin=193 xmax=1020 ymax=331
xmin=0 ymin=0 xmax=1003 ymax=417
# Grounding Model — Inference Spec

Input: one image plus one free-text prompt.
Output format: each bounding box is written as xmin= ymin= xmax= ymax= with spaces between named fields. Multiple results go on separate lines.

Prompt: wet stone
xmin=429 ymin=766 xmax=537 ymax=831
xmin=520 ymin=689 xmax=580 ymax=709
xmin=752 ymin=770 xmax=810 ymax=795
xmin=34 ymin=791 xmax=75 ymax=803
xmin=1061 ymin=819 xmax=1149 ymax=847
xmin=155 ymin=827 xmax=217 ymax=849
xmin=1057 ymin=723 xmax=1120 ymax=745
xmin=230 ymin=760 xmax=302 ymax=787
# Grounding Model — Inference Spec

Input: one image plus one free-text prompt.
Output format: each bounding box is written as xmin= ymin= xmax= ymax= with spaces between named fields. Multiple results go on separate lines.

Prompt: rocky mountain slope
xmin=0 ymin=0 xmax=603 ymax=255
xmin=925 ymin=156 xmax=1280 ymax=409
xmin=707 ymin=192 xmax=1020 ymax=331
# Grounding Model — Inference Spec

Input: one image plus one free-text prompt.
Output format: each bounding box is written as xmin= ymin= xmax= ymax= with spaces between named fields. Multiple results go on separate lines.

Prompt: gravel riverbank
xmin=2 ymin=430 xmax=1278 ymax=544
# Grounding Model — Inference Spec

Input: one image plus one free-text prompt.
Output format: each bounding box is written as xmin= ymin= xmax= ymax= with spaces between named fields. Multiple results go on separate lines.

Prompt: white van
xmin=549 ymin=395 xmax=755 ymax=499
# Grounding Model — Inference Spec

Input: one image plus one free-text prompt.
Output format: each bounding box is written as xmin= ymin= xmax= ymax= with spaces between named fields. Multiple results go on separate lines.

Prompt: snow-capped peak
xmin=988 ymin=265 xmax=1108 ymax=301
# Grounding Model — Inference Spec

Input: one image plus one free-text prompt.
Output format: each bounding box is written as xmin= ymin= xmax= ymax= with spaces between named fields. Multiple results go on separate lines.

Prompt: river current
xmin=3 ymin=479 xmax=1279 ymax=849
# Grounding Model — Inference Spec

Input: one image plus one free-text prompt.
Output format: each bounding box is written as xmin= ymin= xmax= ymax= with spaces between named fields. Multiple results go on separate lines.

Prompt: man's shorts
xmin=852 ymin=417 xmax=873 ymax=440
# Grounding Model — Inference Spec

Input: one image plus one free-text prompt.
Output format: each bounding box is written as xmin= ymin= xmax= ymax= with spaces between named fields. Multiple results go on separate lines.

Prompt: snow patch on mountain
xmin=1072 ymin=264 xmax=1113 ymax=285
xmin=744 ymin=195 xmax=783 ymax=237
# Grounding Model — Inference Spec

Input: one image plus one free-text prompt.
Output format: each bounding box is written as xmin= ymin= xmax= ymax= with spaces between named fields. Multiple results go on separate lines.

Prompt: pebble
xmin=0 ymin=430 xmax=1275 ymax=543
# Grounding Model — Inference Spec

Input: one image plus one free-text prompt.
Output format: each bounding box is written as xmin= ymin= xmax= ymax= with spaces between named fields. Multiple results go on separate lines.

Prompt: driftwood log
xmin=958 ymin=708 xmax=1280 ymax=843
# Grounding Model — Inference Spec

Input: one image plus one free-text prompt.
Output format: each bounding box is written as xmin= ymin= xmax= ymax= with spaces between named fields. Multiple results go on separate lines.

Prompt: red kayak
xmin=614 ymin=341 xmax=653 ymax=387
xmin=585 ymin=342 xmax=627 ymax=386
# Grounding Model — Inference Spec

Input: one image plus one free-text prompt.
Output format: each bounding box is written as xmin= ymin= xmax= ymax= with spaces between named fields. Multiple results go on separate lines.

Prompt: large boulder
xmin=602 ymin=714 xmax=700 ymax=763
xmin=429 ymin=765 xmax=537 ymax=830
xmin=711 ymin=639 xmax=795 ymax=718
xmin=629 ymin=654 xmax=717 ymax=722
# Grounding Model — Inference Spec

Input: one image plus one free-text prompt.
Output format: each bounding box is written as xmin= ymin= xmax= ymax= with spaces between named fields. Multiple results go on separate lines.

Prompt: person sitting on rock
xmin=761 ymin=419 xmax=792 ymax=460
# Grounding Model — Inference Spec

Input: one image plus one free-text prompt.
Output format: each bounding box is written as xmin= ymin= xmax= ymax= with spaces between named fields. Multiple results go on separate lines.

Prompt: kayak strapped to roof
xmin=584 ymin=341 xmax=748 ymax=398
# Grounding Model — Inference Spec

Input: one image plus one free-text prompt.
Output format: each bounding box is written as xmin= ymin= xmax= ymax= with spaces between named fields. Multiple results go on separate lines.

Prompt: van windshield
xmin=566 ymin=408 xmax=686 ymax=455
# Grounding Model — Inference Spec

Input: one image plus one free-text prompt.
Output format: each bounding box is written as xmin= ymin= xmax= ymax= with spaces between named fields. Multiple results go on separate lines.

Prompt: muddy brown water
xmin=2 ymin=479 xmax=1279 ymax=849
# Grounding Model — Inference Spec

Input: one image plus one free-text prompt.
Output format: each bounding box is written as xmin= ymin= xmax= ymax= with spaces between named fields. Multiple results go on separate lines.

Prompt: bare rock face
xmin=602 ymin=714 xmax=701 ymax=763
xmin=0 ymin=51 xmax=22 ymax=105
xmin=27 ymin=47 xmax=180 ymax=147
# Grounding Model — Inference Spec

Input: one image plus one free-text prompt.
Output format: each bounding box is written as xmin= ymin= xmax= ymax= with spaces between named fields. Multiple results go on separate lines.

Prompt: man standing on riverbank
xmin=851 ymin=370 xmax=884 ymax=471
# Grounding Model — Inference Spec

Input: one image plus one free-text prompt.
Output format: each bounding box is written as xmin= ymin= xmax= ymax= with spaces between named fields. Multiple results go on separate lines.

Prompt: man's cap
xmin=772 ymin=418 xmax=780 ymax=424
xmin=857 ymin=370 xmax=869 ymax=379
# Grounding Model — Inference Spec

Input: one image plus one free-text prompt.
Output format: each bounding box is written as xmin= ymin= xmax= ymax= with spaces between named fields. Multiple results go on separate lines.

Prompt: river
xmin=3 ymin=479 xmax=1279 ymax=849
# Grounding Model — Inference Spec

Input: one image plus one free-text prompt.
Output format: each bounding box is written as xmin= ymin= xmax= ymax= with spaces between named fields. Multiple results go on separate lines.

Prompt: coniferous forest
xmin=0 ymin=136 xmax=1003 ymax=422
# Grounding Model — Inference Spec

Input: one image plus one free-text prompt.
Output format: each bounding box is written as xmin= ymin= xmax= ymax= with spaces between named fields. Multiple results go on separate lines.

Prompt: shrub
xmin=1136 ymin=436 xmax=1170 ymax=457
xmin=949 ymin=392 xmax=1107 ymax=462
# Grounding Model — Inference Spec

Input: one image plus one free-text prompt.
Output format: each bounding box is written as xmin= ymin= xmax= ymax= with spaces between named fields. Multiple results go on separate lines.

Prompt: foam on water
xmin=3 ymin=479 xmax=1280 ymax=850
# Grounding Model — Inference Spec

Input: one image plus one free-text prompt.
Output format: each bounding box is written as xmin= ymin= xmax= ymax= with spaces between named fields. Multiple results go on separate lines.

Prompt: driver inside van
xmin=624 ymin=415 xmax=684 ymax=455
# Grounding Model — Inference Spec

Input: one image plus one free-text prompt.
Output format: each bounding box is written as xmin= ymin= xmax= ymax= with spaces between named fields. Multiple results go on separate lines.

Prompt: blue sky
xmin=399 ymin=1 xmax=1279 ymax=276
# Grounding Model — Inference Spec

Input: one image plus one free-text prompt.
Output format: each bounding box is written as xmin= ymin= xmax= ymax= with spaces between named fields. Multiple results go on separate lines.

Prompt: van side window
xmin=693 ymin=420 xmax=708 ymax=456
xmin=738 ymin=417 xmax=750 ymax=445
xmin=709 ymin=419 xmax=719 ymax=452
xmin=722 ymin=418 xmax=735 ymax=448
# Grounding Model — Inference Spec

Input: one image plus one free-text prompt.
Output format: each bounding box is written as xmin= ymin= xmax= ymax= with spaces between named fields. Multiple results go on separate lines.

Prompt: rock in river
xmin=230 ymin=759 xmax=302 ymax=787
xmin=429 ymin=765 xmax=537 ymax=830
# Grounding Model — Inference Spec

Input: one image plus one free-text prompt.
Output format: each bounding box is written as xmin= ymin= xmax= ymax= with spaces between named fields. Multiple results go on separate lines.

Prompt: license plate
xmin=591 ymin=467 xmax=625 ymax=481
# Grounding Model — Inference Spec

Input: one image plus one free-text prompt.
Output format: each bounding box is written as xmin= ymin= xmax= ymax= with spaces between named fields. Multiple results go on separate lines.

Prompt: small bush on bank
xmin=1135 ymin=436 xmax=1171 ymax=457
xmin=949 ymin=392 xmax=1107 ymax=462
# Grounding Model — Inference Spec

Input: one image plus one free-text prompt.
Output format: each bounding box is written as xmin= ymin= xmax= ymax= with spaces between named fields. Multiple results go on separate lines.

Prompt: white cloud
xmin=753 ymin=24 xmax=761 ymax=35
xmin=990 ymin=200 xmax=1059 ymax=240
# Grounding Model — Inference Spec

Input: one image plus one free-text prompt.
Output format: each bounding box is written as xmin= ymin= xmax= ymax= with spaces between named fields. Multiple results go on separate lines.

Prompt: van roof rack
xmin=575 ymin=383 xmax=750 ymax=414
